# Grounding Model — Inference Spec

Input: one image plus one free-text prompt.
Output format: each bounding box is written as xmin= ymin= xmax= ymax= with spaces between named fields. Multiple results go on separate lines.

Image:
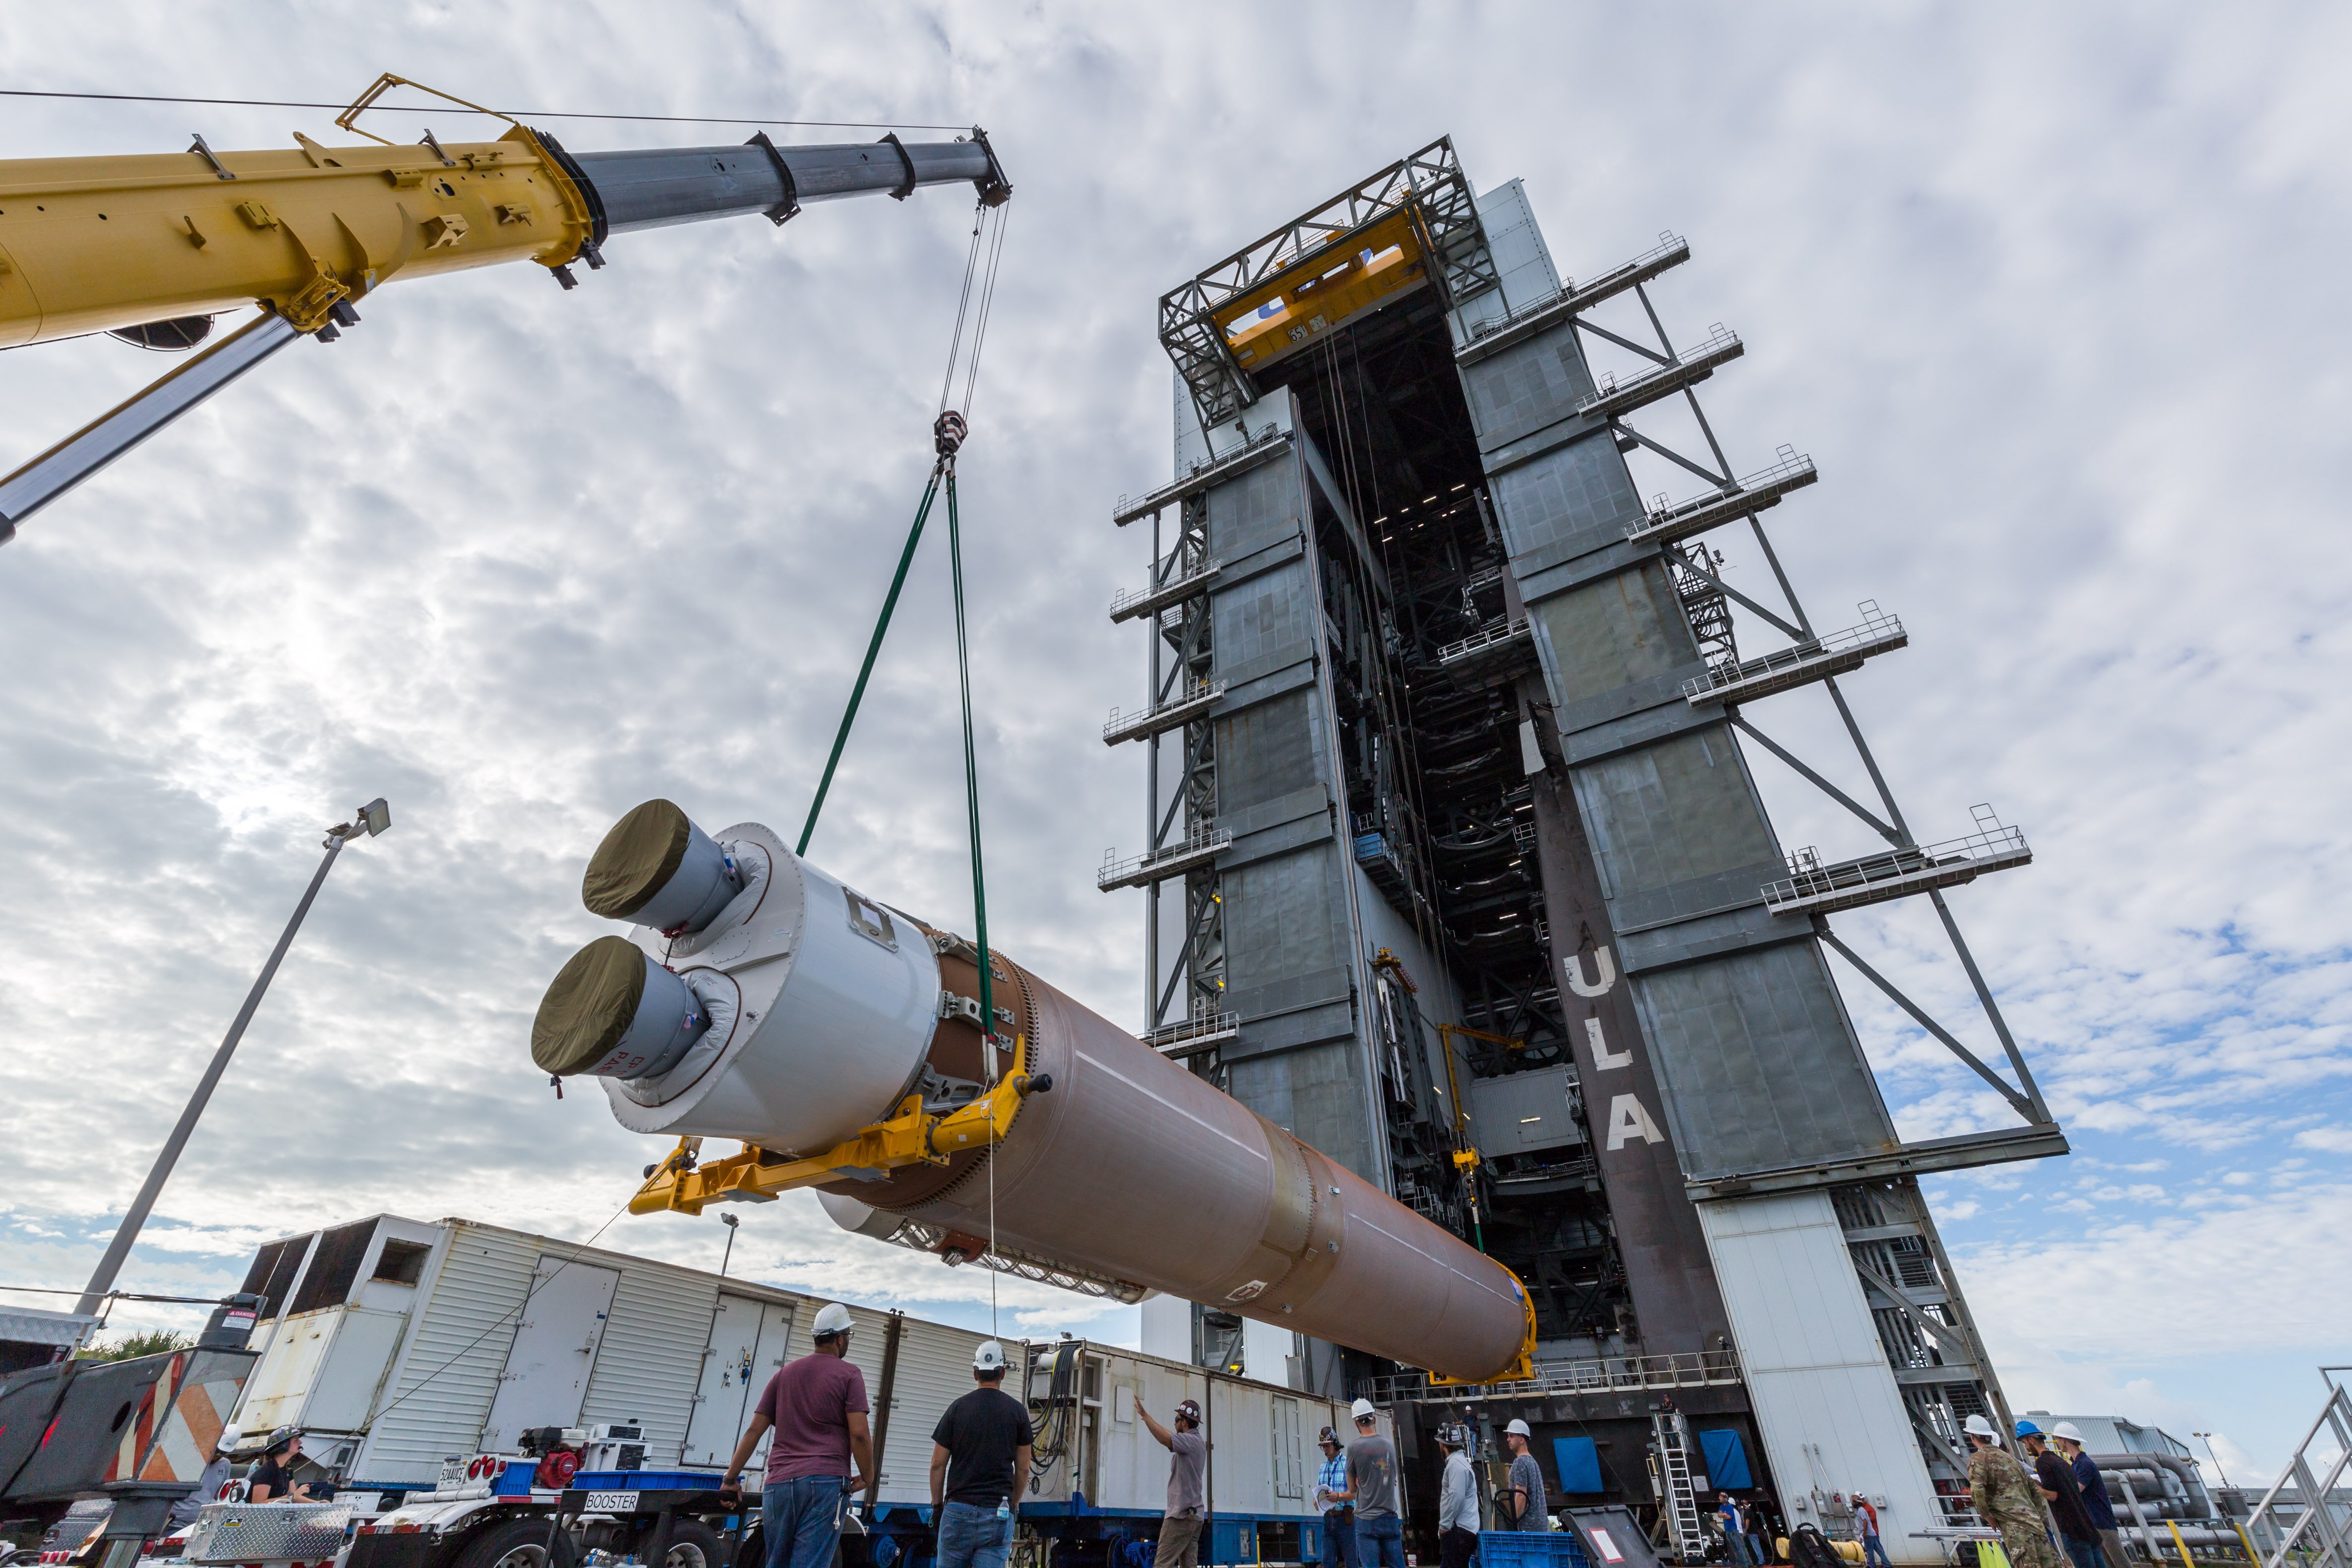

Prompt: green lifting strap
xmin=796 ymin=467 xmax=941 ymax=857
xmin=944 ymin=467 xmax=994 ymax=1040
xmin=795 ymin=416 xmax=997 ymax=1052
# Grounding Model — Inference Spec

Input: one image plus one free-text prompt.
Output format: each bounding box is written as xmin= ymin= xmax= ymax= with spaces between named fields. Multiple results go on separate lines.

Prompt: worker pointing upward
xmin=1139 ymin=1397 xmax=1209 ymax=1568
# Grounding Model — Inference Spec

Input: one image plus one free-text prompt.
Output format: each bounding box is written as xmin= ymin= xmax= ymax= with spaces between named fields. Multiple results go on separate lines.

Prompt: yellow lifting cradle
xmin=628 ymin=1046 xmax=1040 ymax=1216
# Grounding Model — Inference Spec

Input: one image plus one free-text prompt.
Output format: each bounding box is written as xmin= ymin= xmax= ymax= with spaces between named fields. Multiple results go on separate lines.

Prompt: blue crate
xmin=573 ymin=1470 xmax=729 ymax=1491
xmin=1479 ymin=1531 xmax=1591 ymax=1568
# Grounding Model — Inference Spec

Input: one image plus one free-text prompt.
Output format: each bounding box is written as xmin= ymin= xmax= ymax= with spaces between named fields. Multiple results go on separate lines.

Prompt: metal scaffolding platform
xmin=1102 ymin=679 xmax=1224 ymax=745
xmin=1576 ymin=324 xmax=1743 ymax=420
xmin=1356 ymin=1349 xmax=1744 ymax=1403
xmin=1763 ymin=809 xmax=2031 ymax=916
xmin=1143 ymin=1011 xmax=1242 ymax=1060
xmin=1436 ymin=616 xmax=1531 ymax=668
xmin=1626 ymin=447 xmax=1820 ymax=549
xmin=1111 ymin=428 xmax=1293 ymax=526
xmin=1685 ymin=603 xmax=1907 ymax=706
xmin=1455 ymin=232 xmax=1691 ymax=366
xmin=1097 ymin=825 xmax=1232 ymax=891
xmin=1109 ymin=557 xmax=1223 ymax=623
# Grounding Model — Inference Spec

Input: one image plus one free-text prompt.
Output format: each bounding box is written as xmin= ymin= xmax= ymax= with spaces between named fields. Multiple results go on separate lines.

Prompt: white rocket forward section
xmin=533 ymin=801 xmax=1535 ymax=1385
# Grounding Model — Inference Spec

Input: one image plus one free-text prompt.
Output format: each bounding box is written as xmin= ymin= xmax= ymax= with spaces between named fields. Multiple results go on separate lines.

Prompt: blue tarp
xmin=1699 ymin=1429 xmax=1751 ymax=1490
xmin=1553 ymin=1435 xmax=1604 ymax=1494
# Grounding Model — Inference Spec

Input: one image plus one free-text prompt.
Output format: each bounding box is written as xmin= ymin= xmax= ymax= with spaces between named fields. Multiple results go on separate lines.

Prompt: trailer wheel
xmin=455 ymin=1517 xmax=581 ymax=1568
xmin=655 ymin=1520 xmax=725 ymax=1568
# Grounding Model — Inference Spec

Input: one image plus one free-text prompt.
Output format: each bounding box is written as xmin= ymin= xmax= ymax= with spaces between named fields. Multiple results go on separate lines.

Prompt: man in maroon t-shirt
xmin=721 ymin=1303 xmax=875 ymax=1568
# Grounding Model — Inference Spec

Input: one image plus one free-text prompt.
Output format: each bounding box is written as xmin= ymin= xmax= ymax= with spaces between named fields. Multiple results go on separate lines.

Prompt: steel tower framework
xmin=1104 ymin=139 xmax=2063 ymax=1548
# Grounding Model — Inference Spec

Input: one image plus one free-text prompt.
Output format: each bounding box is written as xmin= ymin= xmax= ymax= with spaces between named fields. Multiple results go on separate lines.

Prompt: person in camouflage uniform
xmin=1965 ymin=1416 xmax=2065 ymax=1568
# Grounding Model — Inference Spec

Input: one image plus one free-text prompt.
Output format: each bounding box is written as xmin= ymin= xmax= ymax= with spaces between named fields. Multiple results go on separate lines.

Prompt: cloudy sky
xmin=1 ymin=0 xmax=2345 ymax=1486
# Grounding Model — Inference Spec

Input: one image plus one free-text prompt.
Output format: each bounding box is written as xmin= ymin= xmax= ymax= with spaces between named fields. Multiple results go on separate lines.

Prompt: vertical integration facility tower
xmin=1102 ymin=140 xmax=2065 ymax=1551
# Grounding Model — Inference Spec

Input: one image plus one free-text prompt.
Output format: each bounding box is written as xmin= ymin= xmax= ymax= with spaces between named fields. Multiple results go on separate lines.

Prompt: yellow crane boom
xmin=0 ymin=75 xmax=1009 ymax=544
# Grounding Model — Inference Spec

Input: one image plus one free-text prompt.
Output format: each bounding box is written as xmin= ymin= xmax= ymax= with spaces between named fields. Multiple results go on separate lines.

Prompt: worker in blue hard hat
xmin=2019 ymin=1422 xmax=2103 ymax=1568
xmin=1964 ymin=1416 xmax=2064 ymax=1568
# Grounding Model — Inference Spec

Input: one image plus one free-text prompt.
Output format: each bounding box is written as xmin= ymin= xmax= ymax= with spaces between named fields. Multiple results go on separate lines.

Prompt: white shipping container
xmin=224 ymin=1213 xmax=1346 ymax=1529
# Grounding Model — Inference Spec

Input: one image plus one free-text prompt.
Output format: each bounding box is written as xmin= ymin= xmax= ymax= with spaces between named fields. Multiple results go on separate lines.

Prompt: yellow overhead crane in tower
xmin=0 ymin=75 xmax=1009 ymax=545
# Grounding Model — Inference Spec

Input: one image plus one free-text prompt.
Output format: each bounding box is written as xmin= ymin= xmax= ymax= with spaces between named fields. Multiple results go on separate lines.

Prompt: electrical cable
xmin=0 ymin=87 xmax=968 ymax=130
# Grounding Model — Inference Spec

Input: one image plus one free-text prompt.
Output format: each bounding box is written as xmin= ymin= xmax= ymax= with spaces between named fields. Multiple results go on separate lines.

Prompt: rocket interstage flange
xmin=535 ymin=801 xmax=1534 ymax=1384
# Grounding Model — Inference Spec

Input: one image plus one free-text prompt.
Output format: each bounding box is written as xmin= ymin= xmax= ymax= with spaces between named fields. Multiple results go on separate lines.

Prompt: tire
xmin=454 ymin=1517 xmax=581 ymax=1568
xmin=658 ymin=1522 xmax=725 ymax=1568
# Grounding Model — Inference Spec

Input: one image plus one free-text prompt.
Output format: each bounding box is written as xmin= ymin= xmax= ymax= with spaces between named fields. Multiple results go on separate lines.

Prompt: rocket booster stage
xmin=532 ymin=801 xmax=1534 ymax=1384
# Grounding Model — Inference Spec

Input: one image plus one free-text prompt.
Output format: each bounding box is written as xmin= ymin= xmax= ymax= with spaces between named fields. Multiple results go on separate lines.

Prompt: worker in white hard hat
xmin=1850 ymin=1487 xmax=1889 ymax=1568
xmin=1339 ymin=1398 xmax=1404 ymax=1568
xmin=2047 ymin=1423 xmax=2127 ymax=1568
xmin=167 ymin=1424 xmax=242 ymax=1530
xmin=1503 ymin=1418 xmax=1547 ymax=1533
xmin=1312 ymin=1424 xmax=1358 ymax=1568
xmin=1962 ymin=1416 xmax=2063 ymax=1568
xmin=929 ymin=1341 xmax=1032 ymax=1568
xmin=1139 ymin=1396 xmax=1209 ymax=1568
xmin=720 ymin=1301 xmax=874 ymax=1568
xmin=1435 ymin=1423 xmax=1479 ymax=1568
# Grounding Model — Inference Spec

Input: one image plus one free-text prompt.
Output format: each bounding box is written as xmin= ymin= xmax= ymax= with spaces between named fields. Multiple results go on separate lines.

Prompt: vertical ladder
xmin=1654 ymin=1411 xmax=1708 ymax=1563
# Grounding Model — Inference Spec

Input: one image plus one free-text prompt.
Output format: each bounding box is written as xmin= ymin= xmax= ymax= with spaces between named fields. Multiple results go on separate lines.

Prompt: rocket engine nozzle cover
xmin=536 ymin=801 xmax=1536 ymax=1384
xmin=583 ymin=798 xmax=743 ymax=933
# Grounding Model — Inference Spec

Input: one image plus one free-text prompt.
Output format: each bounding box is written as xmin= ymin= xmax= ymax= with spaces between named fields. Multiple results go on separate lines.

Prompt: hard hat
xmin=262 ymin=1425 xmax=300 ymax=1455
xmin=1506 ymin=1418 xmax=1532 ymax=1438
xmin=812 ymin=1302 xmax=855 ymax=1339
xmin=973 ymin=1340 xmax=1007 ymax=1373
xmin=2015 ymin=1420 xmax=2042 ymax=1439
xmin=1351 ymin=1398 xmax=1378 ymax=1422
xmin=1438 ymin=1423 xmax=1471 ymax=1449
xmin=1176 ymin=1399 xmax=1202 ymax=1424
xmin=217 ymin=1424 xmax=242 ymax=1453
xmin=1318 ymin=1426 xmax=1342 ymax=1448
xmin=2050 ymin=1422 xmax=2084 ymax=1443
xmin=1963 ymin=1415 xmax=1997 ymax=1439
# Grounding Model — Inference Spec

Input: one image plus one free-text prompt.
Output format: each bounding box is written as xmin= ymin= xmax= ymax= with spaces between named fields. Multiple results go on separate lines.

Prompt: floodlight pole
xmin=75 ymin=800 xmax=390 ymax=1315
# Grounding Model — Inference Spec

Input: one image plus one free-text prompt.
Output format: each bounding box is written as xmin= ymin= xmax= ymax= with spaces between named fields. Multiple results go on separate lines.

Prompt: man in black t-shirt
xmin=930 ymin=1341 xmax=1033 ymax=1568
xmin=2020 ymin=1423 xmax=2103 ymax=1568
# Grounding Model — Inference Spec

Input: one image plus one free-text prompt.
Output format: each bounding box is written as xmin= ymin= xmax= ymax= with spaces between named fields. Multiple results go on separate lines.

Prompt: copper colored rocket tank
xmin=533 ymin=802 xmax=1532 ymax=1384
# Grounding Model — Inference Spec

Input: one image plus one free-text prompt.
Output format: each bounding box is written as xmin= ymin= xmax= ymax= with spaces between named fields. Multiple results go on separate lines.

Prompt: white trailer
xmin=217 ymin=1215 xmax=1346 ymax=1568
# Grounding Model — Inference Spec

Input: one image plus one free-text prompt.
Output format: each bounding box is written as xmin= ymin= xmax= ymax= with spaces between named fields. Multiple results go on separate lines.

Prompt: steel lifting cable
xmin=798 ymin=198 xmax=1005 ymax=856
xmin=794 ymin=199 xmax=1013 ymax=1335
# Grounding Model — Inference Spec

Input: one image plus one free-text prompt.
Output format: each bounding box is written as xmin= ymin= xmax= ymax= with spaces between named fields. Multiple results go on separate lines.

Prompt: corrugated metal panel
xmin=579 ymin=1260 xmax=718 ymax=1466
xmin=1697 ymin=1194 xmax=1942 ymax=1541
xmin=838 ymin=1305 xmax=988 ymax=1504
xmin=359 ymin=1223 xmax=538 ymax=1482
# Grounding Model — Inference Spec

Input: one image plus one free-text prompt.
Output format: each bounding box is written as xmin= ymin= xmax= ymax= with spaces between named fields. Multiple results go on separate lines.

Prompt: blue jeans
xmin=1356 ymin=1515 xmax=1405 ymax=1568
xmin=937 ymin=1502 xmax=1014 ymax=1568
xmin=1725 ymin=1528 xmax=1752 ymax=1567
xmin=764 ymin=1477 xmax=847 ymax=1568
xmin=1321 ymin=1510 xmax=1358 ymax=1568
xmin=2063 ymin=1540 xmax=2104 ymax=1568
xmin=1864 ymin=1534 xmax=1891 ymax=1568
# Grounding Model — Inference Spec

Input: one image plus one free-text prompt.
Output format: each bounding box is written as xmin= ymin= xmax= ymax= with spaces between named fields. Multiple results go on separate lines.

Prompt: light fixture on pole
xmin=719 ymin=1212 xmax=740 ymax=1278
xmin=2192 ymin=1433 xmax=2232 ymax=1489
xmin=75 ymin=799 xmax=393 ymax=1315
